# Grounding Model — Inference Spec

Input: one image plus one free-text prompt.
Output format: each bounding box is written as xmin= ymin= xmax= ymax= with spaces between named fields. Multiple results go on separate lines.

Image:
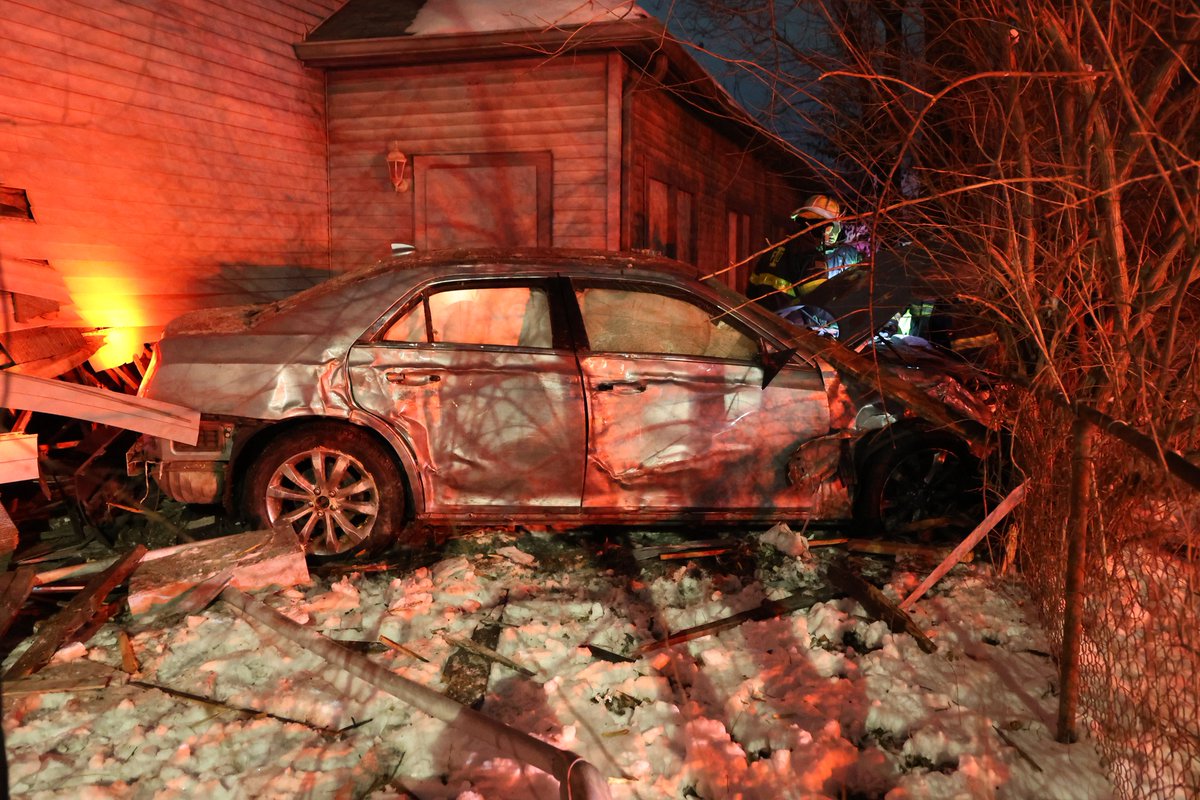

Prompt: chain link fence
xmin=1013 ymin=402 xmax=1199 ymax=800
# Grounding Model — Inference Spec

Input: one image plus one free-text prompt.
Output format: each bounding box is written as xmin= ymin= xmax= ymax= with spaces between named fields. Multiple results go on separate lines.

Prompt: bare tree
xmin=650 ymin=1 xmax=1200 ymax=796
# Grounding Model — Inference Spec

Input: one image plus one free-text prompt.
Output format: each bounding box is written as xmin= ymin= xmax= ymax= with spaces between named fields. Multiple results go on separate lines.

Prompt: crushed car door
xmin=347 ymin=280 xmax=586 ymax=510
xmin=572 ymin=281 xmax=831 ymax=512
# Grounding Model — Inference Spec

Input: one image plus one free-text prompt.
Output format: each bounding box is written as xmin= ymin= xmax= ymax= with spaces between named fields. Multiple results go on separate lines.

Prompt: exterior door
xmin=572 ymin=281 xmax=830 ymax=511
xmin=348 ymin=280 xmax=585 ymax=510
xmin=414 ymin=152 xmax=552 ymax=249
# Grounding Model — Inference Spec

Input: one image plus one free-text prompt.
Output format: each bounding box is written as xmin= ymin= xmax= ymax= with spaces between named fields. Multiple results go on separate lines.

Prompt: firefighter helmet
xmin=791 ymin=194 xmax=841 ymax=221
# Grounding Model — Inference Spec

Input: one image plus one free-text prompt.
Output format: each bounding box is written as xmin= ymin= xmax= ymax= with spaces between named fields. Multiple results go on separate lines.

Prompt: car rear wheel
xmin=243 ymin=424 xmax=406 ymax=558
xmin=855 ymin=429 xmax=985 ymax=539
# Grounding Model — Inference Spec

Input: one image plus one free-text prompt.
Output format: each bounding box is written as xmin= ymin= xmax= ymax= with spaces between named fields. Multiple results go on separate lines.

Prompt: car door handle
xmin=386 ymin=371 xmax=441 ymax=385
xmin=596 ymin=380 xmax=646 ymax=394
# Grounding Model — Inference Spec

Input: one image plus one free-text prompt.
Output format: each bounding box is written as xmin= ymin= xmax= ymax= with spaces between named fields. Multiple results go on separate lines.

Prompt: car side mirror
xmin=760 ymin=347 xmax=797 ymax=389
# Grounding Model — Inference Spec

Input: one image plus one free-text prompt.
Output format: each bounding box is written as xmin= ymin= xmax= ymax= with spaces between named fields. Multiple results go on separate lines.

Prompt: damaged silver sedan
xmin=129 ymin=249 xmax=996 ymax=556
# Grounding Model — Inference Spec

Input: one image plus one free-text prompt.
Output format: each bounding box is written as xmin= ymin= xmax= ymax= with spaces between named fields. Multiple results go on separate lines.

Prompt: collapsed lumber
xmin=825 ymin=559 xmax=937 ymax=654
xmin=220 ymin=587 xmax=613 ymax=800
xmin=0 ymin=371 xmax=199 ymax=444
xmin=5 ymin=545 xmax=147 ymax=679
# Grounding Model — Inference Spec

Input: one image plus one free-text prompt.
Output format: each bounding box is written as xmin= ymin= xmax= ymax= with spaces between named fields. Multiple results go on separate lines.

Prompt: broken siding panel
xmin=327 ymin=55 xmax=610 ymax=265
xmin=0 ymin=372 xmax=200 ymax=443
xmin=0 ymin=0 xmax=337 ymax=350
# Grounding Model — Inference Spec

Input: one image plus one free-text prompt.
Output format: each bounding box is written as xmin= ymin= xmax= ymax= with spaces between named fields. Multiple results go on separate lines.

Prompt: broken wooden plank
xmin=34 ymin=557 xmax=118 ymax=587
xmin=638 ymin=586 xmax=841 ymax=654
xmin=632 ymin=539 xmax=735 ymax=561
xmin=0 ymin=565 xmax=37 ymax=640
xmin=0 ymin=255 xmax=72 ymax=304
xmin=443 ymin=633 xmax=536 ymax=678
xmin=806 ymin=537 xmax=850 ymax=547
xmin=842 ymin=538 xmax=973 ymax=562
xmin=898 ymin=481 xmax=1029 ymax=611
xmin=127 ymin=527 xmax=308 ymax=616
xmin=825 ymin=559 xmax=937 ymax=654
xmin=659 ymin=546 xmax=735 ymax=561
xmin=71 ymin=600 xmax=123 ymax=646
xmin=220 ymin=587 xmax=612 ymax=800
xmin=2 ymin=673 xmax=118 ymax=697
xmin=4 ymin=545 xmax=147 ymax=680
xmin=0 ymin=371 xmax=199 ymax=444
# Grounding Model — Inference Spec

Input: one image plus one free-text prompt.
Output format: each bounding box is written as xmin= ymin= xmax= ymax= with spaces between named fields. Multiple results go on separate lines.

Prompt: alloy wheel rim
xmin=264 ymin=447 xmax=380 ymax=554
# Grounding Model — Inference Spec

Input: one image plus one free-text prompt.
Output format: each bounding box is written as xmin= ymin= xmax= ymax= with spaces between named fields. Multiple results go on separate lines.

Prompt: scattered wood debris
xmin=5 ymin=545 xmax=147 ymax=679
xmin=810 ymin=537 xmax=974 ymax=562
xmin=1 ymin=523 xmax=310 ymax=682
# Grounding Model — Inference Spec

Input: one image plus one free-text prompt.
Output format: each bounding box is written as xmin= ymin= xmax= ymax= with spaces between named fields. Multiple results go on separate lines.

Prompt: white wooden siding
xmin=0 ymin=0 xmax=339 ymax=349
xmin=326 ymin=55 xmax=613 ymax=266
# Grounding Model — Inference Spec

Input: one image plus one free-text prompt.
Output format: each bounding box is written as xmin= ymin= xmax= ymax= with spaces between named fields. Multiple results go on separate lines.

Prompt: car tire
xmin=242 ymin=423 xmax=407 ymax=558
xmin=854 ymin=428 xmax=985 ymax=539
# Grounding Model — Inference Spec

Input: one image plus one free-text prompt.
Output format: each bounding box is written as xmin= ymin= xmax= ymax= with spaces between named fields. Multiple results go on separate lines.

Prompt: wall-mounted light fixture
xmin=386 ymin=141 xmax=409 ymax=193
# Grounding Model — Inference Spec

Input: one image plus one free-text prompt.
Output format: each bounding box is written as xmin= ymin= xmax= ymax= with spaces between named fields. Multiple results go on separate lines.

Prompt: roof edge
xmin=293 ymin=18 xmax=667 ymax=68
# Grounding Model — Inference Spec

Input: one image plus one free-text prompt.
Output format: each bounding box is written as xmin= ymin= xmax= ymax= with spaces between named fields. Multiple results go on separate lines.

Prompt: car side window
xmin=382 ymin=286 xmax=552 ymax=348
xmin=576 ymin=286 xmax=758 ymax=361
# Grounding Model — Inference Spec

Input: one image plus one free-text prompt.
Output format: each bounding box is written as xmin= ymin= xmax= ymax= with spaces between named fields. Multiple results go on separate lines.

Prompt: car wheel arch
xmin=228 ymin=416 xmax=420 ymax=523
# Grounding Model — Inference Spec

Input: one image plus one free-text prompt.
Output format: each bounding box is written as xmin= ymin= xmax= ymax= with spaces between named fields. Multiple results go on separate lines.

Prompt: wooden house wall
xmin=625 ymin=84 xmax=802 ymax=291
xmin=0 ymin=0 xmax=339 ymax=364
xmin=324 ymin=54 xmax=616 ymax=268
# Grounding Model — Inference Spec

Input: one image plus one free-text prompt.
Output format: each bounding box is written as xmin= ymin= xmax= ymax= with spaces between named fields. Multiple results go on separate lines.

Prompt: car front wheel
xmin=855 ymin=429 xmax=986 ymax=539
xmin=242 ymin=423 xmax=406 ymax=557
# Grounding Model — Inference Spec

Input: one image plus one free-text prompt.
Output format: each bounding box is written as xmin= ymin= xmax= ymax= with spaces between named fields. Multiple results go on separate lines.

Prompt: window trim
xmin=366 ymin=276 xmax=571 ymax=352
xmin=567 ymin=278 xmax=763 ymax=364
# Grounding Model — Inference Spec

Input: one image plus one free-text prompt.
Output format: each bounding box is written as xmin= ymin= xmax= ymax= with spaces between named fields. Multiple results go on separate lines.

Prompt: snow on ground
xmin=3 ymin=527 xmax=1114 ymax=799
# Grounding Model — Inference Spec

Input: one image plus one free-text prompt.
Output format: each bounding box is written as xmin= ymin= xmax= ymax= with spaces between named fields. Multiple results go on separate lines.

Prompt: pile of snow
xmin=3 ymin=527 xmax=1114 ymax=799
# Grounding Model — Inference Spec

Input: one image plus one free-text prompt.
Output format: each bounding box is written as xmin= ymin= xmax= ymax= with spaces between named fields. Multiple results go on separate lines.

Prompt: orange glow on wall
xmin=69 ymin=269 xmax=152 ymax=370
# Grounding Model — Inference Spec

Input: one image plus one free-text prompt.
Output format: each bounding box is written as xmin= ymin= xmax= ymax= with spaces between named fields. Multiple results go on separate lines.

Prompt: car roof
xmin=359 ymin=247 xmax=702 ymax=281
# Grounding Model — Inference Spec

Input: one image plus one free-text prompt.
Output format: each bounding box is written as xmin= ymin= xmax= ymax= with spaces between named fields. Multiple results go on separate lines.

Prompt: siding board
xmin=0 ymin=0 xmax=338 ymax=355
xmin=326 ymin=56 xmax=612 ymax=262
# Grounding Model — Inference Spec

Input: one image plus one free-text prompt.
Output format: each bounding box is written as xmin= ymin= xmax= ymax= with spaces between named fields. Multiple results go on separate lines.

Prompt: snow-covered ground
xmin=3 ymin=526 xmax=1114 ymax=799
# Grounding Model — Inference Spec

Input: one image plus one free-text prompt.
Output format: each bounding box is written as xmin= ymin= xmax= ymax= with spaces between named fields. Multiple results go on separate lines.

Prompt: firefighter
xmin=748 ymin=194 xmax=862 ymax=314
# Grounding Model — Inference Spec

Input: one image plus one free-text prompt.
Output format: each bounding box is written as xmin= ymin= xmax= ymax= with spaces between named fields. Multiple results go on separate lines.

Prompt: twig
xmin=442 ymin=634 xmax=536 ymax=677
